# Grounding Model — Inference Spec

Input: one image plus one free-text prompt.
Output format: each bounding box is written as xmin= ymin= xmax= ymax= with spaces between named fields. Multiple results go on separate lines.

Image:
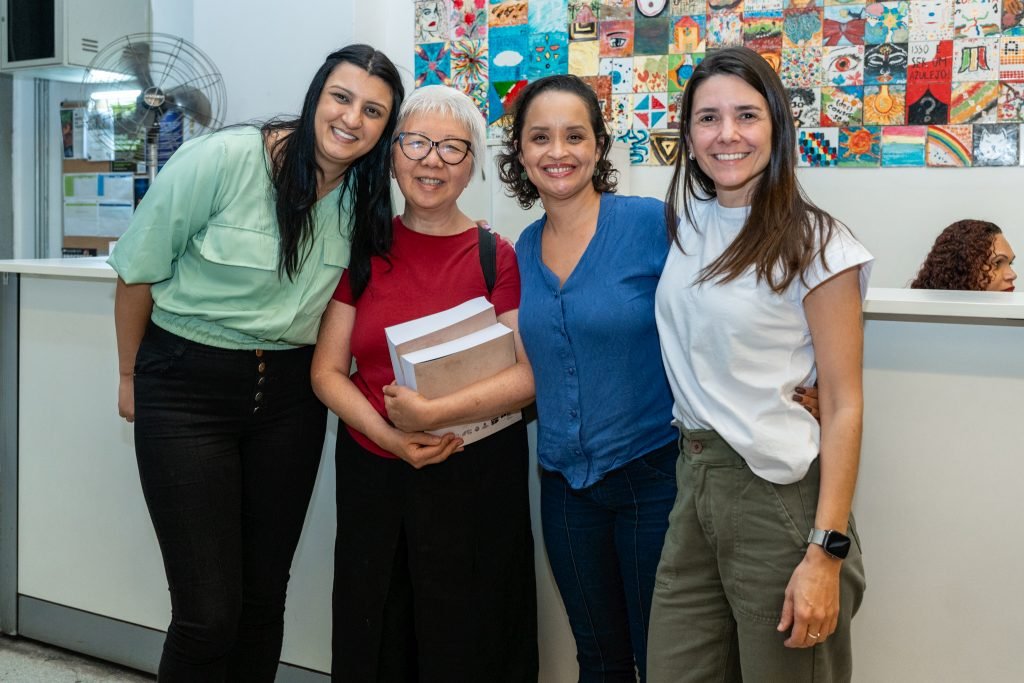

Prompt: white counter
xmin=2 ymin=260 xmax=1023 ymax=681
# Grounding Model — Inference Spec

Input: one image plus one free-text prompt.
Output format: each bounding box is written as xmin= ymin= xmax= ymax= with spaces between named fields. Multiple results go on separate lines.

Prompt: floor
xmin=0 ymin=635 xmax=154 ymax=682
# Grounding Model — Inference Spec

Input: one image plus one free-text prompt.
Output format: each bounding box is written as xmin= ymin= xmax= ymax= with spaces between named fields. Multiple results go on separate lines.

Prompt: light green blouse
xmin=108 ymin=127 xmax=351 ymax=349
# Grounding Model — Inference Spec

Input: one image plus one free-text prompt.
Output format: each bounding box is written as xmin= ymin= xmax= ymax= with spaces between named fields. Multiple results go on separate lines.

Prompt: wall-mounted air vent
xmin=80 ymin=38 xmax=100 ymax=54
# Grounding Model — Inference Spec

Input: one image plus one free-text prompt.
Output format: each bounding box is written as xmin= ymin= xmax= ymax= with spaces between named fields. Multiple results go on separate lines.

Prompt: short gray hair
xmin=397 ymin=85 xmax=487 ymax=178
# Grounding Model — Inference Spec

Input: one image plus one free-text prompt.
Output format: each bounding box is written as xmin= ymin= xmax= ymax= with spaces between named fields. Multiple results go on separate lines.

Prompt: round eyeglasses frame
xmin=393 ymin=132 xmax=474 ymax=165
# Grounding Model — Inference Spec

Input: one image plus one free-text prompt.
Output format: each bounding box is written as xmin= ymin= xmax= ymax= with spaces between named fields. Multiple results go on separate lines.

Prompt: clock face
xmin=636 ymin=0 xmax=667 ymax=18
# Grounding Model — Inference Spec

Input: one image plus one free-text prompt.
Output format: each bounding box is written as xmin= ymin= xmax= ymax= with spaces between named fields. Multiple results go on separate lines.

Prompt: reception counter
xmin=1 ymin=259 xmax=1022 ymax=681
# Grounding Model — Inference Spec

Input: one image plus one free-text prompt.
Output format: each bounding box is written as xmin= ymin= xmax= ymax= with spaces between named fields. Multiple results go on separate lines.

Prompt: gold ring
xmin=808 ymin=632 xmax=820 ymax=639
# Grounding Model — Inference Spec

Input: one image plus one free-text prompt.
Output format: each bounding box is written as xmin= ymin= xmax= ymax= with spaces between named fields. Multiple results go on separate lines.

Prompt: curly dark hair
xmin=910 ymin=220 xmax=1003 ymax=290
xmin=495 ymin=75 xmax=617 ymax=210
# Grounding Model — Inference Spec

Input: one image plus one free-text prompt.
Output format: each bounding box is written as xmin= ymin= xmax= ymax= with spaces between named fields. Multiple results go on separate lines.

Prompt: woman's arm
xmin=382 ymin=308 xmax=535 ymax=432
xmin=311 ymin=300 xmax=463 ymax=469
xmin=113 ymin=278 xmax=154 ymax=422
xmin=777 ymin=266 xmax=864 ymax=648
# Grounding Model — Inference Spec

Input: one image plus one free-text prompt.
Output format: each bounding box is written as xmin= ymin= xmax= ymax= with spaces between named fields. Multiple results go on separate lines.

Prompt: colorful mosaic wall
xmin=413 ymin=0 xmax=1024 ymax=166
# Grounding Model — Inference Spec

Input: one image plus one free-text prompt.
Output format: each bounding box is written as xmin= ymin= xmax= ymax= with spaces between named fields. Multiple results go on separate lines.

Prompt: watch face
xmin=824 ymin=531 xmax=852 ymax=559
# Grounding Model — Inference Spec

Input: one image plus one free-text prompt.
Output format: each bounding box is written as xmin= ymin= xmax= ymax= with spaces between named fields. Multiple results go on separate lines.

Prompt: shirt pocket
xmin=322 ymin=235 xmax=351 ymax=269
xmin=199 ymin=223 xmax=279 ymax=271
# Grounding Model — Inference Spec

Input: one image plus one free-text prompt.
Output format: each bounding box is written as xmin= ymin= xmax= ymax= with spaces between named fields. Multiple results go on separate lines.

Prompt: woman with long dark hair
xmin=109 ymin=44 xmax=404 ymax=681
xmin=649 ymin=46 xmax=871 ymax=681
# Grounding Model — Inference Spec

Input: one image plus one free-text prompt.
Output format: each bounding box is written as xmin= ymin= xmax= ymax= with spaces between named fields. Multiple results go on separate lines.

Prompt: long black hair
xmin=262 ymin=45 xmax=404 ymax=287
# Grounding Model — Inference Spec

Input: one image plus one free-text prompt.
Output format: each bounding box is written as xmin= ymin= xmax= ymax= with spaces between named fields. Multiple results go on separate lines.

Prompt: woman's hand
xmin=118 ymin=373 xmax=135 ymax=423
xmin=382 ymin=428 xmax=463 ymax=469
xmin=777 ymin=546 xmax=842 ymax=648
xmin=793 ymin=385 xmax=820 ymax=420
xmin=383 ymin=382 xmax=437 ymax=432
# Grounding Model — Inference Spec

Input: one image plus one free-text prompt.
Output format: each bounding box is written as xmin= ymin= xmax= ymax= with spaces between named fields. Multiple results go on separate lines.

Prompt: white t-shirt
xmin=655 ymin=199 xmax=873 ymax=485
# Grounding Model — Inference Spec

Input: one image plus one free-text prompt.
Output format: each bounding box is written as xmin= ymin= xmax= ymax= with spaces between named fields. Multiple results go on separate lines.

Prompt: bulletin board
xmin=413 ymin=0 xmax=1024 ymax=167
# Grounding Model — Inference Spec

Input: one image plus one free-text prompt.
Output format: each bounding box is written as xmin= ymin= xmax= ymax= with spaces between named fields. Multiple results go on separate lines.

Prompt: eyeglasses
xmin=393 ymin=132 xmax=473 ymax=165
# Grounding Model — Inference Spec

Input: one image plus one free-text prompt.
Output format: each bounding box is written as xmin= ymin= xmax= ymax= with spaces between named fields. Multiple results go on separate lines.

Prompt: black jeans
xmin=133 ymin=323 xmax=326 ymax=682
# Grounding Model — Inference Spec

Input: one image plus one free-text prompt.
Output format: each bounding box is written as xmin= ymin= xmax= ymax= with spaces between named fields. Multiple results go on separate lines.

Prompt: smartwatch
xmin=806 ymin=528 xmax=851 ymax=560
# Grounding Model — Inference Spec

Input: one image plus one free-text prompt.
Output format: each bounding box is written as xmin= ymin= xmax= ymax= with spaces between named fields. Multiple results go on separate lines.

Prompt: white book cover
xmin=384 ymin=296 xmax=496 ymax=386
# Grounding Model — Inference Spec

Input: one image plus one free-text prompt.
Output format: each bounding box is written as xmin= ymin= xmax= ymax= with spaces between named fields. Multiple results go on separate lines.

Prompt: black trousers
xmin=332 ymin=422 xmax=539 ymax=683
xmin=133 ymin=323 xmax=326 ymax=682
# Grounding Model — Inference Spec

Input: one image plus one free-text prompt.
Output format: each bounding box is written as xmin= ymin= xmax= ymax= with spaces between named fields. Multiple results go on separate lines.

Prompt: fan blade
xmin=116 ymin=105 xmax=157 ymax=137
xmin=167 ymin=86 xmax=213 ymax=128
xmin=121 ymin=41 xmax=154 ymax=89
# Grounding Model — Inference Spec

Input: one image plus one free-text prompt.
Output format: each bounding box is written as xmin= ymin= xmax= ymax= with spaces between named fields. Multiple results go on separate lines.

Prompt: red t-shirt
xmin=332 ymin=217 xmax=521 ymax=457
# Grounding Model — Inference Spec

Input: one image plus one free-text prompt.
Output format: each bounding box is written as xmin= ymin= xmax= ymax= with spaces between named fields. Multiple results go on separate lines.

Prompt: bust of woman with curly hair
xmin=911 ymin=219 xmax=1017 ymax=292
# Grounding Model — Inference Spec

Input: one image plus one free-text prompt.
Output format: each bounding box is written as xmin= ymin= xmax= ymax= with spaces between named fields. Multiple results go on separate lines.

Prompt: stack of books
xmin=385 ymin=297 xmax=522 ymax=445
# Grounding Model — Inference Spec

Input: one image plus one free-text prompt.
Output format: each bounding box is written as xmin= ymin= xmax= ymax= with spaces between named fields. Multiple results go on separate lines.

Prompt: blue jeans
xmin=541 ymin=440 xmax=678 ymax=683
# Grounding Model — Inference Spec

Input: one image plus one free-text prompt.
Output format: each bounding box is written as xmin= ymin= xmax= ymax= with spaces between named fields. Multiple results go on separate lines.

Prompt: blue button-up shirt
xmin=517 ymin=193 xmax=677 ymax=489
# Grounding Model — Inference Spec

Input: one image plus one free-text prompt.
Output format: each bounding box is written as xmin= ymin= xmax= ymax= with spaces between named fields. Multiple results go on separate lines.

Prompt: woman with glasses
xmin=311 ymin=85 xmax=538 ymax=681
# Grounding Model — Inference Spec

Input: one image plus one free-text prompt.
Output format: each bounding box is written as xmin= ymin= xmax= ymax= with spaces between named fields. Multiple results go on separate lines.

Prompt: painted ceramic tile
xmin=881 ymin=125 xmax=927 ymax=165
xmin=952 ymin=36 xmax=1000 ymax=81
xmin=1000 ymin=36 xmax=1024 ymax=80
xmin=797 ymin=127 xmax=840 ymax=166
xmin=950 ymin=80 xmax=999 ymax=121
xmin=570 ymin=40 xmax=602 ymax=74
xmin=571 ymin=21 xmax=601 ymax=41
xmin=909 ymin=0 xmax=954 ymax=41
xmin=617 ymin=128 xmax=651 ymax=164
xmin=600 ymin=20 xmax=636 ymax=56
xmin=745 ymin=0 xmax=785 ymax=11
xmin=489 ymin=0 xmax=528 ymax=27
xmin=926 ymin=124 xmax=973 ymax=164
xmin=709 ymin=0 xmax=743 ymax=11
xmin=821 ymin=85 xmax=865 ymax=124
xmin=825 ymin=0 xmax=862 ymax=6
xmin=972 ymin=122 xmax=1020 ymax=163
xmin=788 ymin=87 xmax=823 ymax=126
xmin=490 ymin=26 xmax=529 ymax=81
xmin=670 ymin=15 xmax=707 ymax=53
xmin=781 ymin=47 xmax=824 ymax=86
xmin=612 ymin=94 xmax=636 ymax=134
xmin=581 ymin=74 xmax=614 ymax=118
xmin=463 ymin=81 xmax=489 ymax=118
xmin=824 ymin=45 xmax=865 ymax=85
xmin=1005 ymin=0 xmax=1024 ymax=36
xmin=998 ymin=81 xmax=1024 ymax=120
xmin=601 ymin=57 xmax=636 ymax=93
xmin=637 ymin=0 xmax=671 ymax=18
xmin=670 ymin=0 xmax=708 ymax=15
xmin=634 ymin=55 xmax=670 ymax=91
xmin=666 ymin=91 xmax=683 ymax=127
xmin=759 ymin=50 xmax=784 ymax=74
xmin=863 ymin=84 xmax=907 ymax=123
xmin=632 ymin=92 xmax=670 ymax=128
xmin=743 ymin=11 xmax=785 ymax=51
xmin=416 ymin=0 xmax=451 ymax=42
xmin=601 ymin=0 xmax=635 ymax=21
xmin=529 ymin=0 xmax=569 ymax=33
xmin=837 ymin=125 xmax=881 ymax=164
xmin=415 ymin=42 xmax=451 ymax=87
xmin=451 ymin=0 xmax=488 ymax=40
xmin=635 ymin=16 xmax=672 ymax=54
xmin=788 ymin=0 xmax=821 ymax=9
xmin=451 ymin=40 xmax=488 ymax=88
xmin=864 ymin=2 xmax=910 ymax=43
xmin=907 ymin=80 xmax=952 ymax=123
xmin=529 ymin=32 xmax=570 ymax=78
xmin=953 ymin=0 xmax=1000 ymax=38
xmin=783 ymin=8 xmax=824 ymax=48
xmin=649 ymin=130 xmax=681 ymax=164
xmin=864 ymin=43 xmax=909 ymax=85
xmin=487 ymin=79 xmax=528 ymax=124
xmin=823 ymin=5 xmax=866 ymax=46
xmin=908 ymin=40 xmax=954 ymax=82
xmin=668 ymin=53 xmax=705 ymax=90
xmin=569 ymin=0 xmax=600 ymax=23
xmin=707 ymin=10 xmax=745 ymax=47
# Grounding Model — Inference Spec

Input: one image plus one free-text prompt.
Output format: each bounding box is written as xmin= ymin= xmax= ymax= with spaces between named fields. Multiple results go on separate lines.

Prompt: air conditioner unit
xmin=0 ymin=0 xmax=151 ymax=82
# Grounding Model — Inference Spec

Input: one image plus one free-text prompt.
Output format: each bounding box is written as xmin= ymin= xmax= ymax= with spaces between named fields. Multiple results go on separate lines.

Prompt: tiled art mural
xmin=414 ymin=0 xmax=1024 ymax=166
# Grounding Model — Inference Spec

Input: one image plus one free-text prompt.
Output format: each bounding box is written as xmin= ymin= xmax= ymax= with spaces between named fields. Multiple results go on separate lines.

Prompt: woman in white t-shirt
xmin=648 ymin=47 xmax=871 ymax=682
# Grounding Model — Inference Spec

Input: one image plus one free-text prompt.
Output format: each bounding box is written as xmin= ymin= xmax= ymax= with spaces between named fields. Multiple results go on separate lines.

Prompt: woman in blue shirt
xmin=496 ymin=75 xmax=677 ymax=682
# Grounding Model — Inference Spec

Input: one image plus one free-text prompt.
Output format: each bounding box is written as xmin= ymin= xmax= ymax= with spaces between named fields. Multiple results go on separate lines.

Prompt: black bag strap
xmin=477 ymin=226 xmax=497 ymax=296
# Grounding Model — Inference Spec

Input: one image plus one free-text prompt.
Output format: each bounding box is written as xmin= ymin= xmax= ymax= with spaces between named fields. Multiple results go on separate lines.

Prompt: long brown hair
xmin=665 ymin=47 xmax=841 ymax=294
